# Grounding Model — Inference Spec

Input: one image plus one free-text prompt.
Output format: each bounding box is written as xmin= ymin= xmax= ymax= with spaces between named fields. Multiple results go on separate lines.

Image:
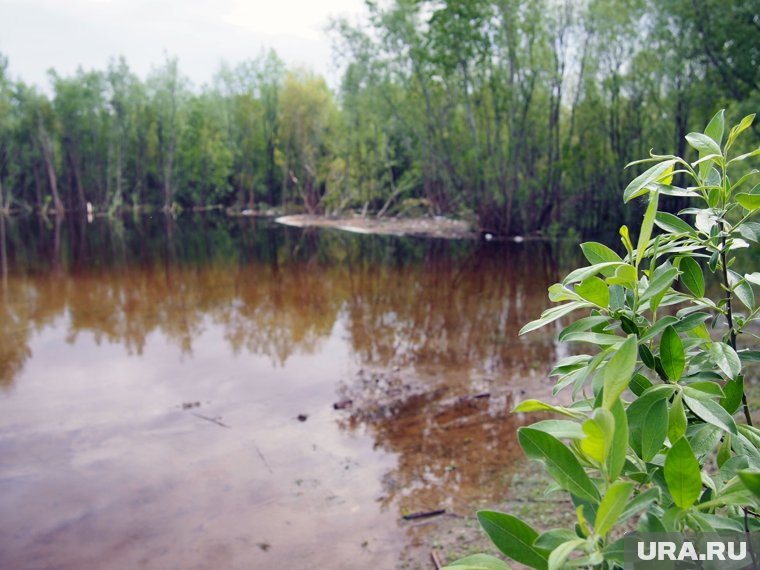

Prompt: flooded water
xmin=0 ymin=214 xmax=580 ymax=569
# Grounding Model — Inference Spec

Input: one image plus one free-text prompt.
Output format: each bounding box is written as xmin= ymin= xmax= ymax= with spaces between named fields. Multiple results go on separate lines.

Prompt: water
xmin=0 ymin=214 xmax=579 ymax=569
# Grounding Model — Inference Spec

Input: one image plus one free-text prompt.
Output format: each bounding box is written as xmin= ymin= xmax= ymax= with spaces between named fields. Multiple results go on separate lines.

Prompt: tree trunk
xmin=37 ymin=122 xmax=64 ymax=215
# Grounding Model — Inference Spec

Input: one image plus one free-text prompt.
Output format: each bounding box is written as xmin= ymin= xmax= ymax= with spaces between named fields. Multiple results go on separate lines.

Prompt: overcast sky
xmin=0 ymin=0 xmax=367 ymax=89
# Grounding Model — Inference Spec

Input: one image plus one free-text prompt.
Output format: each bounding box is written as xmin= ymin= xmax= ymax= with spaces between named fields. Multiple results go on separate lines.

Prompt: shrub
xmin=444 ymin=110 xmax=760 ymax=570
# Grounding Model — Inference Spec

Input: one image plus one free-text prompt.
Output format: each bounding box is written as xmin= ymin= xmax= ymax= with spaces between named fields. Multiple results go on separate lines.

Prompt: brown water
xmin=0 ymin=214 xmax=579 ymax=569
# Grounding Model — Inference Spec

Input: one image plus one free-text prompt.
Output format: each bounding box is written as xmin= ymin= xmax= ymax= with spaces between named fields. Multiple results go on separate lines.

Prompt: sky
xmin=0 ymin=0 xmax=368 ymax=89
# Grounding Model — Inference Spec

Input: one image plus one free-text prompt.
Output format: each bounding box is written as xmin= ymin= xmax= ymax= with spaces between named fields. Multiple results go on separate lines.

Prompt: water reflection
xmin=1 ymin=215 xmax=569 ymax=387
xmin=0 ymin=214 xmax=578 ymax=568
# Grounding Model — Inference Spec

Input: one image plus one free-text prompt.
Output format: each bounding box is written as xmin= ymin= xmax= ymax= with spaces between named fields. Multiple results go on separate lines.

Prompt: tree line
xmin=0 ymin=0 xmax=757 ymax=235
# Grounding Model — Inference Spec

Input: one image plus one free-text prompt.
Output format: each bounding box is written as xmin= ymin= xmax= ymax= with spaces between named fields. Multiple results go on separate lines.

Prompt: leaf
xmin=618 ymin=487 xmax=660 ymax=523
xmin=683 ymin=395 xmax=738 ymax=435
xmin=547 ymin=539 xmax=585 ymax=570
xmin=655 ymin=212 xmax=697 ymax=236
xmin=679 ymin=257 xmax=705 ymax=297
xmin=746 ymin=272 xmax=760 ymax=286
xmin=624 ymin=160 xmax=676 ymax=203
xmin=635 ymin=190 xmax=659 ymax=267
xmin=660 ymin=325 xmax=685 ymax=381
xmin=720 ymin=375 xmax=744 ymax=415
xmin=738 ymin=471 xmax=760 ymax=500
xmin=476 ymin=511 xmax=549 ymax=570
xmin=594 ymin=481 xmax=633 ymax=536
xmin=686 ymin=132 xmax=722 ymax=157
xmin=519 ymin=301 xmax=592 ymax=335
xmin=580 ymin=242 xmax=623 ymax=268
xmin=581 ymin=408 xmax=615 ymax=463
xmin=607 ymin=398 xmax=629 ymax=481
xmin=529 ymin=420 xmax=586 ymax=440
xmin=534 ymin=529 xmax=580 ymax=551
xmin=562 ymin=332 xmax=625 ymax=346
xmin=704 ymin=109 xmax=725 ymax=146
xmin=443 ymin=554 xmax=513 ymax=570
xmin=564 ymin=262 xmax=625 ymax=285
xmin=605 ymin=264 xmax=637 ymax=288
xmin=664 ymin=437 xmax=702 ymax=509
xmin=640 ymin=267 xmax=678 ymax=303
xmin=628 ymin=385 xmax=674 ymax=460
xmin=558 ymin=316 xmax=611 ymax=343
xmin=708 ymin=342 xmax=741 ymax=378
xmin=513 ymin=400 xmax=583 ymax=419
xmin=728 ymin=148 xmax=760 ymax=164
xmin=668 ymin=392 xmax=687 ymax=442
xmin=728 ymin=270 xmax=755 ymax=310
xmin=602 ymin=335 xmax=638 ymax=409
xmin=682 ymin=381 xmax=724 ymax=398
xmin=737 ymin=222 xmax=760 ymax=243
xmin=737 ymin=193 xmax=760 ymax=212
xmin=576 ymin=276 xmax=610 ymax=307
xmin=518 ymin=428 xmax=600 ymax=504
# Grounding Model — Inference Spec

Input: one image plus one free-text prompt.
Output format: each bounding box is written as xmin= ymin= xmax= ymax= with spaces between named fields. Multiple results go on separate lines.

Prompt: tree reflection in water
xmin=0 ymin=213 xmax=581 ymax=568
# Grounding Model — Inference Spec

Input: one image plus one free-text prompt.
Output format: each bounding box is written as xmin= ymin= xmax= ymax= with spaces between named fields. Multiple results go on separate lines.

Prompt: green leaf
xmin=603 ymin=538 xmax=625 ymax=563
xmin=640 ymin=267 xmax=679 ymax=303
xmin=720 ymin=375 xmax=744 ymax=415
xmin=530 ymin=420 xmax=586 ymax=440
xmin=660 ymin=326 xmax=685 ymax=381
xmin=684 ymin=395 xmax=738 ymax=435
xmin=476 ymin=511 xmax=549 ymax=570
xmin=636 ymin=190 xmax=660 ymax=267
xmin=581 ymin=408 xmax=615 ymax=463
xmin=595 ymin=481 xmax=633 ymax=536
xmin=746 ymin=272 xmax=760 ymax=286
xmin=607 ymin=398 xmax=628 ymax=481
xmin=624 ymin=160 xmax=676 ymax=203
xmin=602 ymin=334 xmax=638 ymax=409
xmin=738 ymin=471 xmax=760 ymax=500
xmin=513 ymin=400 xmax=583 ymax=419
xmin=443 ymin=554 xmax=513 ymax=570
xmin=606 ymin=264 xmax=637 ymax=288
xmin=728 ymin=114 xmax=755 ymax=148
xmin=562 ymin=332 xmax=626 ymax=346
xmin=664 ymin=437 xmax=702 ymax=509
xmin=518 ymin=428 xmax=600 ymax=504
xmin=534 ymin=529 xmax=580 ymax=551
xmin=668 ymin=392 xmax=687 ymax=442
xmin=708 ymin=342 xmax=741 ymax=378
xmin=655 ymin=212 xmax=697 ymax=236
xmin=704 ymin=109 xmax=725 ymax=146
xmin=580 ymin=242 xmax=623 ymax=268
xmin=564 ymin=262 xmax=625 ymax=285
xmin=737 ymin=193 xmax=760 ymax=212
xmin=547 ymin=539 xmax=585 ymax=570
xmin=618 ymin=488 xmax=661 ymax=523
xmin=576 ymin=276 xmax=610 ymax=307
xmin=558 ymin=316 xmax=611 ymax=343
xmin=679 ymin=257 xmax=705 ymax=297
xmin=686 ymin=132 xmax=722 ymax=157
xmin=728 ymin=270 xmax=755 ymax=310
xmin=628 ymin=385 xmax=674 ymax=460
xmin=520 ymin=301 xmax=592 ymax=335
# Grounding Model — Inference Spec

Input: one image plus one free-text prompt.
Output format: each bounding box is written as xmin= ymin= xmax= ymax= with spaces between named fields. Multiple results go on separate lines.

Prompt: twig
xmin=255 ymin=445 xmax=273 ymax=474
xmin=403 ymin=509 xmax=446 ymax=521
xmin=191 ymin=412 xmax=230 ymax=429
xmin=431 ymin=549 xmax=443 ymax=570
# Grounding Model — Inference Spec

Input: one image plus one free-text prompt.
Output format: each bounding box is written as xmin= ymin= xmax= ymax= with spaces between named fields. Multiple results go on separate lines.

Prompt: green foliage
xmin=443 ymin=112 xmax=760 ymax=569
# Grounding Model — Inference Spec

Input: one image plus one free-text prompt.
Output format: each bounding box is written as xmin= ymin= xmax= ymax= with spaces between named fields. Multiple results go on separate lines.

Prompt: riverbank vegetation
xmin=0 ymin=0 xmax=758 ymax=235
